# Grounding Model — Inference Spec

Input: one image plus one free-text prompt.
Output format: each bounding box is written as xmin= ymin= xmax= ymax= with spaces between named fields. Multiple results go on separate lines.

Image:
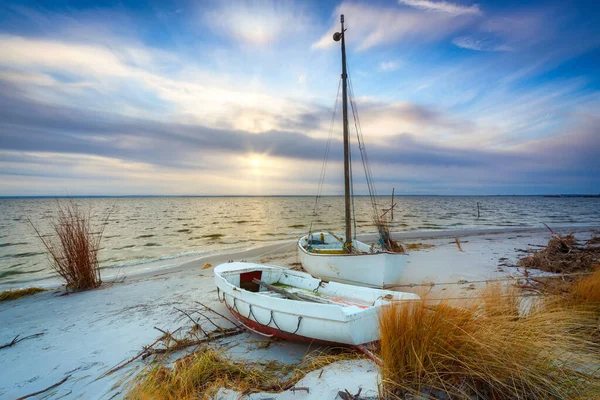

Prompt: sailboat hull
xmin=298 ymin=233 xmax=408 ymax=288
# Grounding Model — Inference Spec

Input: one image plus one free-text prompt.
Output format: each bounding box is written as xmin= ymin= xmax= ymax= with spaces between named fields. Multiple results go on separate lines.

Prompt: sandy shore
xmin=1 ymin=225 xmax=598 ymax=399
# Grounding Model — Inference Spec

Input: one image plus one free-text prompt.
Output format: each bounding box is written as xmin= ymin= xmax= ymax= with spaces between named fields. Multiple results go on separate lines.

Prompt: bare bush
xmin=29 ymin=199 xmax=111 ymax=291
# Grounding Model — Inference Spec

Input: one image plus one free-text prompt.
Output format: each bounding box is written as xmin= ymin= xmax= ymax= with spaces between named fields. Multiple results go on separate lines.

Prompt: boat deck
xmin=261 ymin=287 xmax=371 ymax=309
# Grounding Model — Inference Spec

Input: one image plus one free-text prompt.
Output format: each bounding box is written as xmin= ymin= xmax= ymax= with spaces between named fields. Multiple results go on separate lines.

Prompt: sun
xmin=249 ymin=156 xmax=261 ymax=167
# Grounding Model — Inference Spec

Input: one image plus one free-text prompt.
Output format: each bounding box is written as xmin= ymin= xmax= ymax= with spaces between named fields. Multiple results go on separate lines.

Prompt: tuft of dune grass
xmin=0 ymin=287 xmax=46 ymax=302
xmin=378 ymin=283 xmax=600 ymax=399
xmin=29 ymin=199 xmax=112 ymax=291
xmin=568 ymin=266 xmax=600 ymax=307
xmin=127 ymin=348 xmax=362 ymax=399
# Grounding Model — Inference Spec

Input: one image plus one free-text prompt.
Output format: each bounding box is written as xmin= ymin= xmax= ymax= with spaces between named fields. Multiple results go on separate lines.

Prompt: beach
xmin=1 ymin=224 xmax=598 ymax=399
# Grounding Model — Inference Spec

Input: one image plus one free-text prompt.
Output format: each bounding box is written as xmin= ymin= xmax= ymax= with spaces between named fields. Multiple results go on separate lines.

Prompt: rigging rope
xmin=313 ymin=78 xmax=342 ymax=216
xmin=347 ymin=66 xmax=383 ymax=241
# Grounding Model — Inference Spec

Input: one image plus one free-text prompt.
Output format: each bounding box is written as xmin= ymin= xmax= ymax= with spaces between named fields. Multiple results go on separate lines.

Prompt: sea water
xmin=1 ymin=196 xmax=599 ymax=289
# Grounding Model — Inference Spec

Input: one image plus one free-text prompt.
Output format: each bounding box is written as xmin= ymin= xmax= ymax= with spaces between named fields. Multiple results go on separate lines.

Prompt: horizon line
xmin=1 ymin=194 xmax=599 ymax=199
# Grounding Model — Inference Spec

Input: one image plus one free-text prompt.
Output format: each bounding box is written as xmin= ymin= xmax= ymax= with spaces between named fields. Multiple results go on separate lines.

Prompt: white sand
xmin=0 ymin=225 xmax=597 ymax=399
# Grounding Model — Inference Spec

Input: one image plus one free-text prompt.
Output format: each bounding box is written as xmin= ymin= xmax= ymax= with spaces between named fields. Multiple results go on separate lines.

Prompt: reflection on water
xmin=1 ymin=196 xmax=599 ymax=288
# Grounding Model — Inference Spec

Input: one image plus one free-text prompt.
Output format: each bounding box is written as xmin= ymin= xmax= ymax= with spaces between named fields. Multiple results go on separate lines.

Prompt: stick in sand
xmin=455 ymin=237 xmax=464 ymax=252
xmin=0 ymin=333 xmax=45 ymax=350
xmin=17 ymin=375 xmax=71 ymax=400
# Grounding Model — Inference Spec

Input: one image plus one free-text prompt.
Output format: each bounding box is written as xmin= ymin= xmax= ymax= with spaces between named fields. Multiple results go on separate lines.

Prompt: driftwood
xmin=338 ymin=387 xmax=368 ymax=400
xmin=146 ymin=328 xmax=244 ymax=357
xmin=102 ymin=303 xmax=246 ymax=378
xmin=290 ymin=386 xmax=310 ymax=393
xmin=16 ymin=375 xmax=71 ymax=400
xmin=0 ymin=333 xmax=45 ymax=350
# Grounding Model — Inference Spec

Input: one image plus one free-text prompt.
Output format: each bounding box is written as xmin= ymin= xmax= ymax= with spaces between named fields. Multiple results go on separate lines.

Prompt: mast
xmin=334 ymin=14 xmax=352 ymax=251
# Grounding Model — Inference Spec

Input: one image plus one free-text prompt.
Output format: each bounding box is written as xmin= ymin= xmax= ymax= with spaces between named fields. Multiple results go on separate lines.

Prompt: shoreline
xmin=5 ymin=224 xmax=598 ymax=291
xmin=1 ymin=224 xmax=599 ymax=399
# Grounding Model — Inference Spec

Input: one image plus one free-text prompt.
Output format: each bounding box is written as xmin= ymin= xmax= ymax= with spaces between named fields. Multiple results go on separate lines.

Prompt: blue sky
xmin=0 ymin=0 xmax=598 ymax=195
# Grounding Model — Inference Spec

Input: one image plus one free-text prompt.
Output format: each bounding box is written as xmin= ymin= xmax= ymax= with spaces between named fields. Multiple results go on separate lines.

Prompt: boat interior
xmin=300 ymin=232 xmax=372 ymax=254
xmin=220 ymin=265 xmax=389 ymax=309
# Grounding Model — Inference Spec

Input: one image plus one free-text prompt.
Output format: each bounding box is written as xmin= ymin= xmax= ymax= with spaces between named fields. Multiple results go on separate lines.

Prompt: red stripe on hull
xmin=225 ymin=303 xmax=349 ymax=347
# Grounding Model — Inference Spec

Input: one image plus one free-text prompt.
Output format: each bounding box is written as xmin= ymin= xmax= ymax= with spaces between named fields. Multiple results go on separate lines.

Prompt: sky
xmin=0 ymin=0 xmax=599 ymax=196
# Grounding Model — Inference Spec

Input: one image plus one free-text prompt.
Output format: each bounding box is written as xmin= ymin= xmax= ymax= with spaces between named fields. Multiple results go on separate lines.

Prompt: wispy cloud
xmin=380 ymin=61 xmax=401 ymax=71
xmin=398 ymin=0 xmax=482 ymax=16
xmin=452 ymin=36 xmax=513 ymax=51
xmin=312 ymin=2 xmax=479 ymax=51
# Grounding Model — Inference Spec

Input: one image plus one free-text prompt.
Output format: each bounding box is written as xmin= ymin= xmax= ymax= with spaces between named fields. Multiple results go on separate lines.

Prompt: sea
xmin=1 ymin=196 xmax=599 ymax=290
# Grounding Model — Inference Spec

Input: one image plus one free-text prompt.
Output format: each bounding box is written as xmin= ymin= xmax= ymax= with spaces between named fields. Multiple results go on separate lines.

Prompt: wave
xmin=0 ymin=242 xmax=29 ymax=248
xmin=0 ymin=251 xmax=45 ymax=260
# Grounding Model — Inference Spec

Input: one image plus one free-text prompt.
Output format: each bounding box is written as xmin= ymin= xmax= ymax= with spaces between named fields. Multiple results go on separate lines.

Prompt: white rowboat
xmin=215 ymin=262 xmax=419 ymax=346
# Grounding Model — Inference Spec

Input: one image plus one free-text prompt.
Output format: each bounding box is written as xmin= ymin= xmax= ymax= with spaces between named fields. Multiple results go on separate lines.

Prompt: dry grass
xmin=29 ymin=199 xmax=111 ymax=291
xmin=569 ymin=267 xmax=600 ymax=306
xmin=0 ymin=287 xmax=46 ymax=302
xmin=378 ymin=284 xmax=600 ymax=399
xmin=127 ymin=347 xmax=361 ymax=399
xmin=404 ymin=243 xmax=436 ymax=251
xmin=519 ymin=233 xmax=600 ymax=273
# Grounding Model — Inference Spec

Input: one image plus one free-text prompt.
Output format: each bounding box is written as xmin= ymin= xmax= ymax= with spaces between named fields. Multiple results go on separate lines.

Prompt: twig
xmin=17 ymin=375 xmax=70 ymax=400
xmin=290 ymin=386 xmax=309 ymax=393
xmin=194 ymin=301 xmax=240 ymax=328
xmin=0 ymin=333 xmax=45 ymax=350
xmin=455 ymin=237 xmax=464 ymax=252
xmin=195 ymin=310 xmax=225 ymax=331
xmin=175 ymin=307 xmax=207 ymax=336
xmin=101 ymin=337 xmax=162 ymax=377
xmin=543 ymin=223 xmax=555 ymax=235
xmin=144 ymin=328 xmax=244 ymax=356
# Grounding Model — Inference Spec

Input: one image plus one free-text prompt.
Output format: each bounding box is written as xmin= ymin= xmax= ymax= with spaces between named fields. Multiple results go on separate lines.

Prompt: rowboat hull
xmin=298 ymin=232 xmax=408 ymax=288
xmin=214 ymin=262 xmax=418 ymax=346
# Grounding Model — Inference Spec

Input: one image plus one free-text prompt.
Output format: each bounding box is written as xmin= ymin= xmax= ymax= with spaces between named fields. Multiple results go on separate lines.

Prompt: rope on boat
xmin=313 ymin=281 xmax=324 ymax=293
xmin=313 ymin=77 xmax=342 ymax=216
xmin=222 ymin=292 xmax=304 ymax=336
xmin=232 ymin=297 xmax=239 ymax=314
xmin=217 ymin=287 xmax=225 ymax=303
xmin=292 ymin=316 xmax=303 ymax=335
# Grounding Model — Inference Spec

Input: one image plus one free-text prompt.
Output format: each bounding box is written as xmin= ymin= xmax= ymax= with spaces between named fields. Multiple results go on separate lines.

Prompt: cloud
xmin=312 ymin=2 xmax=479 ymax=51
xmin=202 ymin=1 xmax=311 ymax=46
xmin=452 ymin=36 xmax=513 ymax=51
xmin=1 ymin=79 xmax=598 ymax=195
xmin=0 ymin=34 xmax=322 ymax=135
xmin=398 ymin=0 xmax=482 ymax=16
xmin=380 ymin=61 xmax=400 ymax=71
xmin=1 ymin=4 xmax=598 ymax=195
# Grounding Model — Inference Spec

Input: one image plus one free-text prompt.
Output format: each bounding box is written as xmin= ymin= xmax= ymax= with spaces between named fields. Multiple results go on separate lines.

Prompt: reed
xmin=29 ymin=199 xmax=110 ymax=291
xmin=378 ymin=284 xmax=600 ymax=399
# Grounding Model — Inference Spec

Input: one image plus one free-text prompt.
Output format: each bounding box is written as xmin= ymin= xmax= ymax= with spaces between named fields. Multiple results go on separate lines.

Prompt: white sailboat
xmin=298 ymin=15 xmax=408 ymax=289
xmin=214 ymin=262 xmax=419 ymax=346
